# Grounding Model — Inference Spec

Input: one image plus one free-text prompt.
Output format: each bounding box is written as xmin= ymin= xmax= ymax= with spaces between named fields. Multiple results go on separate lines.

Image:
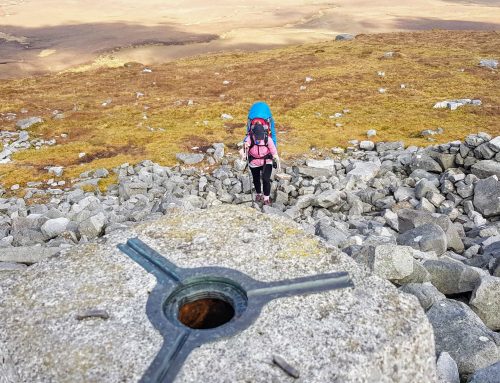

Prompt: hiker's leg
xmin=262 ymin=164 xmax=273 ymax=196
xmin=250 ymin=166 xmax=263 ymax=194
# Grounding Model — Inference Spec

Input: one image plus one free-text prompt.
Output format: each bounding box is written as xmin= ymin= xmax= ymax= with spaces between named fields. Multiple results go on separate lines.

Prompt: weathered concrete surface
xmin=0 ymin=205 xmax=437 ymax=382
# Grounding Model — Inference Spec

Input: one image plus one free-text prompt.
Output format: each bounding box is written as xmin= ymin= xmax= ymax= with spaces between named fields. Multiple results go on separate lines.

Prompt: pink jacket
xmin=244 ymin=136 xmax=277 ymax=167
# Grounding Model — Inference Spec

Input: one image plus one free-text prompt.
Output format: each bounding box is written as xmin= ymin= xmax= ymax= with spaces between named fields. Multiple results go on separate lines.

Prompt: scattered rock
xmin=176 ymin=153 xmax=204 ymax=165
xmin=335 ymin=33 xmax=355 ymax=41
xmin=479 ymin=59 xmax=498 ymax=69
xmin=470 ymin=276 xmax=500 ymax=331
xmin=16 ymin=117 xmax=43 ymax=130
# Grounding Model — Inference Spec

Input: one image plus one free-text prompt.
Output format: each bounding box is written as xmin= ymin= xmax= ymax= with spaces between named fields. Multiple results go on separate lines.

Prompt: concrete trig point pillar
xmin=118 ymin=238 xmax=354 ymax=383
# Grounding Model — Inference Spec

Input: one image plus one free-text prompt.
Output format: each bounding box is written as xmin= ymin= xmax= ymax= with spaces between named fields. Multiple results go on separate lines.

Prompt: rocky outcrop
xmin=0 ymin=206 xmax=437 ymax=382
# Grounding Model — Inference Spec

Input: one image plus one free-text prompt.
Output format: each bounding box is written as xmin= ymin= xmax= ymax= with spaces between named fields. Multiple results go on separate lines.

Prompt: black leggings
xmin=250 ymin=164 xmax=273 ymax=196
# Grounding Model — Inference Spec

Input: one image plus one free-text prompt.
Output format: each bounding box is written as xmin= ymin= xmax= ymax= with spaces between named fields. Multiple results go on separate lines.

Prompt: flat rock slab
xmin=0 ymin=205 xmax=437 ymax=382
xmin=0 ymin=246 xmax=62 ymax=264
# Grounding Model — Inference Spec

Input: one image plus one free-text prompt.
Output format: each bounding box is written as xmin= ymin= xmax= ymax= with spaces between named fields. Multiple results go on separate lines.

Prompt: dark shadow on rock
xmin=392 ymin=17 xmax=500 ymax=31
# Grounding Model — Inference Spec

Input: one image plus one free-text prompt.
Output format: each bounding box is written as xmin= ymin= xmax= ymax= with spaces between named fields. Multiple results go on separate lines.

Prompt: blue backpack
xmin=246 ymin=102 xmax=277 ymax=147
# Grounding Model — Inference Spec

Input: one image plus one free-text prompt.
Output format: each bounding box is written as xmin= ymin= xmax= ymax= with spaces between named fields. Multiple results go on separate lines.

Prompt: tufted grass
xmin=0 ymin=30 xmax=499 ymax=190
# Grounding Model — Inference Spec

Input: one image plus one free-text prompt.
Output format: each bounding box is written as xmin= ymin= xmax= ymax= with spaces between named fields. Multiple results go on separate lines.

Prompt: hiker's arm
xmin=243 ymin=135 xmax=250 ymax=148
xmin=268 ymin=137 xmax=278 ymax=156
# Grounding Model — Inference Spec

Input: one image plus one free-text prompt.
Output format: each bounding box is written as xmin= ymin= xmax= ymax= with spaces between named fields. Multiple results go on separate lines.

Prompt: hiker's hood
xmin=248 ymin=101 xmax=272 ymax=120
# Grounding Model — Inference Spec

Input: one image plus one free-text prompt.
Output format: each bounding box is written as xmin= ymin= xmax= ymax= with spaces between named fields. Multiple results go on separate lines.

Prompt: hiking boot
xmin=255 ymin=194 xmax=264 ymax=203
xmin=263 ymin=198 xmax=272 ymax=206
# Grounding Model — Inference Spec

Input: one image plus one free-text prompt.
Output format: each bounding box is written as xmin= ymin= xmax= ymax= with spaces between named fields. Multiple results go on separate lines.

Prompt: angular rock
xmin=479 ymin=59 xmax=498 ymax=69
xmin=436 ymin=352 xmax=460 ymax=383
xmin=0 ymin=205 xmax=437 ymax=383
xmin=119 ymin=181 xmax=148 ymax=201
xmin=315 ymin=221 xmax=347 ymax=247
xmin=78 ymin=212 xmax=106 ymax=239
xmin=16 ymin=117 xmax=43 ymax=130
xmin=41 ymin=217 xmax=70 ymax=239
xmin=467 ymin=361 xmax=500 ymax=383
xmin=347 ymin=161 xmax=380 ymax=182
xmin=394 ymin=260 xmax=431 ymax=284
xmin=470 ymin=276 xmax=500 ymax=331
xmin=335 ymin=33 xmax=355 ymax=41
xmin=176 ymin=153 xmax=204 ymax=165
xmin=427 ymin=299 xmax=500 ymax=379
xmin=399 ymin=282 xmax=445 ymax=311
xmin=295 ymin=166 xmax=332 ymax=178
xmin=313 ymin=190 xmax=341 ymax=208
xmin=474 ymin=143 xmax=496 ymax=160
xmin=423 ymin=257 xmax=484 ymax=295
xmin=488 ymin=136 xmax=500 ymax=152
xmin=305 ymin=159 xmax=335 ymax=172
xmin=415 ymin=179 xmax=439 ymax=200
xmin=397 ymin=223 xmax=447 ymax=256
xmin=410 ymin=154 xmax=442 ymax=173
xmin=397 ymin=209 xmax=464 ymax=253
xmin=0 ymin=246 xmax=62 ymax=264
xmin=471 ymin=160 xmax=500 ymax=179
xmin=428 ymin=151 xmax=456 ymax=170
xmin=359 ymin=141 xmax=375 ymax=151
xmin=474 ymin=176 xmax=500 ymax=217
xmin=365 ymin=244 xmax=414 ymax=281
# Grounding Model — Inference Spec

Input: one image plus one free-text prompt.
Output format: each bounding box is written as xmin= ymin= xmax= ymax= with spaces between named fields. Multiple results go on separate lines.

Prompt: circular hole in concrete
xmin=165 ymin=278 xmax=248 ymax=331
xmin=178 ymin=296 xmax=235 ymax=329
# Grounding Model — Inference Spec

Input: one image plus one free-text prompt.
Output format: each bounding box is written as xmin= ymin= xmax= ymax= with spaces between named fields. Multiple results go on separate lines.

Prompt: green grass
xmin=0 ymin=30 xmax=499 ymax=189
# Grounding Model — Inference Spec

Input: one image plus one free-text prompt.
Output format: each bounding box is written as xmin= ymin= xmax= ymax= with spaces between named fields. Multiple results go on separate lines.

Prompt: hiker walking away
xmin=243 ymin=121 xmax=279 ymax=206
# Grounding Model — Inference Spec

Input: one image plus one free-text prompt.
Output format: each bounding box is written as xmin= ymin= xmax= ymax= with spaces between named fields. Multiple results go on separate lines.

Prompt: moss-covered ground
xmin=0 ymin=30 xmax=498 ymax=190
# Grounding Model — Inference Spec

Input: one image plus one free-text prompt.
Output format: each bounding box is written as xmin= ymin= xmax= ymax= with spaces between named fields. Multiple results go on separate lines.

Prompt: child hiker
xmin=242 ymin=121 xmax=279 ymax=205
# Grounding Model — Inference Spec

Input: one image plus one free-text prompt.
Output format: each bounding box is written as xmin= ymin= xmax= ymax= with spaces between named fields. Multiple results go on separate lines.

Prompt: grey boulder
xmin=399 ymin=282 xmax=445 ymax=311
xmin=78 ymin=212 xmax=106 ymax=239
xmin=16 ymin=117 xmax=43 ymax=130
xmin=313 ymin=190 xmax=341 ymax=208
xmin=423 ymin=257 xmax=484 ymax=295
xmin=427 ymin=299 xmax=500 ymax=379
xmin=315 ymin=221 xmax=347 ymax=247
xmin=397 ymin=223 xmax=447 ymax=256
xmin=409 ymin=154 xmax=442 ymax=173
xmin=365 ymin=244 xmax=415 ymax=281
xmin=335 ymin=33 xmax=355 ymax=41
xmin=0 ymin=246 xmax=62 ymax=264
xmin=397 ymin=209 xmax=464 ymax=253
xmin=436 ymin=352 xmax=460 ymax=383
xmin=474 ymin=176 xmax=500 ymax=217
xmin=346 ymin=161 xmax=380 ymax=182
xmin=176 ymin=153 xmax=204 ymax=165
xmin=467 ymin=361 xmax=500 ymax=383
xmin=41 ymin=217 xmax=70 ymax=239
xmin=471 ymin=160 xmax=500 ymax=179
xmin=470 ymin=276 xmax=500 ymax=331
